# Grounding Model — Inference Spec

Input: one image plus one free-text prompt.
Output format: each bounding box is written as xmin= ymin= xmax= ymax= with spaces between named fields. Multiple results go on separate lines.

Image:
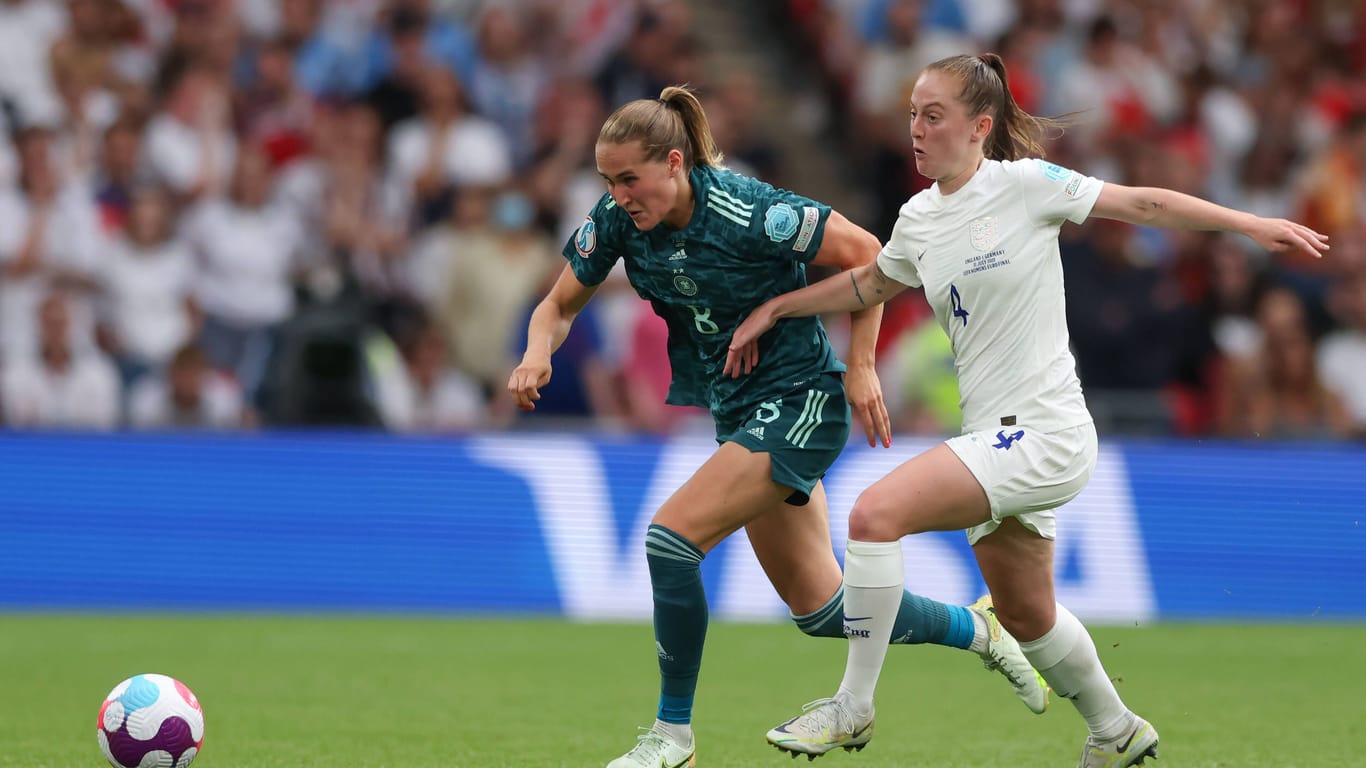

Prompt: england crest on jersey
xmin=969 ymin=216 xmax=998 ymax=252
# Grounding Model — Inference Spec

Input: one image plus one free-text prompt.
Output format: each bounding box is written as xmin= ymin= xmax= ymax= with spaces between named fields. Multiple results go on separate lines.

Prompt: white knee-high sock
xmin=1019 ymin=603 xmax=1133 ymax=740
xmin=834 ymin=540 xmax=904 ymax=714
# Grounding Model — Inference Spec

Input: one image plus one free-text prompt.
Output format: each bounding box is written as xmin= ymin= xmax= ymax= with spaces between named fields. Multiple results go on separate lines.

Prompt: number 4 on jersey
xmin=949 ymin=283 xmax=970 ymax=327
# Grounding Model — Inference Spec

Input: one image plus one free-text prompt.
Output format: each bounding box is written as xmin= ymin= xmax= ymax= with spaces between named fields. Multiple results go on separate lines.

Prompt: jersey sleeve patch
xmin=574 ymin=216 xmax=597 ymax=257
xmin=1037 ymin=160 xmax=1071 ymax=182
xmin=793 ymin=206 xmax=820 ymax=252
xmin=764 ymin=202 xmax=799 ymax=243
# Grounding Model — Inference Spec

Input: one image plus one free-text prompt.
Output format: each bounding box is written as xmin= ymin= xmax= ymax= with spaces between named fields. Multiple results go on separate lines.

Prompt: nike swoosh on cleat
xmin=1115 ymin=726 xmax=1140 ymax=753
xmin=843 ymin=616 xmax=872 ymax=622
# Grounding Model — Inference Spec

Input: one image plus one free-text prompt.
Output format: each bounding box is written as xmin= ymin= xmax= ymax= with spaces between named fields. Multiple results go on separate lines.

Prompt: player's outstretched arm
xmin=1091 ymin=182 xmax=1330 ymax=261
xmin=508 ymin=265 xmax=598 ymax=411
xmin=724 ymin=260 xmax=910 ymax=379
xmin=811 ymin=211 xmax=895 ymax=447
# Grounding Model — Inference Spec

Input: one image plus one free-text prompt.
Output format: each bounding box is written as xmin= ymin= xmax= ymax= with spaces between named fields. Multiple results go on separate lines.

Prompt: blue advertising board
xmin=1 ymin=432 xmax=1362 ymax=621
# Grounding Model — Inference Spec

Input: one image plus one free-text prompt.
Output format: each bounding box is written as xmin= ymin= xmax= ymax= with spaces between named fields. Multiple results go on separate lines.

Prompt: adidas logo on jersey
xmin=747 ymin=426 xmax=765 ymax=440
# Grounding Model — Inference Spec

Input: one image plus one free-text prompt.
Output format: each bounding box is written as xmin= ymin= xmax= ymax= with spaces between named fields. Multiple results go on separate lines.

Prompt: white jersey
xmin=877 ymin=158 xmax=1103 ymax=434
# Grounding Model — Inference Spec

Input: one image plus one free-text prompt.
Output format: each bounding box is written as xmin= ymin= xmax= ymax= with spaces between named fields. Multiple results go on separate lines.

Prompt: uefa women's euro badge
xmin=575 ymin=216 xmax=596 ymax=257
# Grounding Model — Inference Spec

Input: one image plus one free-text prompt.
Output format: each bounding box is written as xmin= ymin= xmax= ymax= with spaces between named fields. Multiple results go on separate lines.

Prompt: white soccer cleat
xmin=971 ymin=594 xmax=1051 ymax=714
xmin=1077 ymin=716 xmax=1160 ymax=767
xmin=605 ymin=727 xmax=696 ymax=768
xmin=766 ymin=697 xmax=874 ymax=759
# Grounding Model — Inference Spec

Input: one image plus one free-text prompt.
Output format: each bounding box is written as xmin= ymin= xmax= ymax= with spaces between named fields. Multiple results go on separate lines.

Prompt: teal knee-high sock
xmin=791 ymin=585 xmax=977 ymax=648
xmin=645 ymin=524 xmax=708 ymax=724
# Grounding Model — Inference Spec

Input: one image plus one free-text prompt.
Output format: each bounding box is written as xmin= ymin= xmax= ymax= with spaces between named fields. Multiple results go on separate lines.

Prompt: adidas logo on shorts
xmin=747 ymin=426 xmax=765 ymax=440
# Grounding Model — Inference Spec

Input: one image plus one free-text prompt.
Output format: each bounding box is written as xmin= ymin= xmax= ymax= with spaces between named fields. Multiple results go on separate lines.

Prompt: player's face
xmin=908 ymin=71 xmax=989 ymax=193
xmin=596 ymin=141 xmax=687 ymax=230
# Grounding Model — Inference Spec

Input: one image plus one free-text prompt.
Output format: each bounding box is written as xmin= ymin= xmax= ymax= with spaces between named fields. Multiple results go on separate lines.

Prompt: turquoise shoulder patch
xmin=764 ymin=202 xmax=799 ymax=242
xmin=1036 ymin=160 xmax=1071 ymax=182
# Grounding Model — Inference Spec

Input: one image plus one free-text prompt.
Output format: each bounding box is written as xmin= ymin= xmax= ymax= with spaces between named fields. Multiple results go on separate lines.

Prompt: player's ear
xmin=667 ymin=148 xmax=685 ymax=177
xmin=973 ymin=114 xmax=994 ymax=144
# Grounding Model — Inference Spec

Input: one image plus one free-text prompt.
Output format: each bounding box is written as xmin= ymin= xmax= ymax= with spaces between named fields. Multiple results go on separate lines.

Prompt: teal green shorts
xmin=717 ymin=371 xmax=851 ymax=506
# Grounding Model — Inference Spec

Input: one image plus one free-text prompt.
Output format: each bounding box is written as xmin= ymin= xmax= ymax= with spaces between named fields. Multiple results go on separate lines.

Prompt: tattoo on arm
xmin=872 ymin=263 xmax=891 ymax=296
xmin=850 ymin=271 xmax=866 ymax=306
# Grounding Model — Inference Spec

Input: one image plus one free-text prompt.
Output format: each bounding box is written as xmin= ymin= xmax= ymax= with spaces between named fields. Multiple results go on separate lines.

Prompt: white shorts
xmin=946 ymin=422 xmax=1098 ymax=546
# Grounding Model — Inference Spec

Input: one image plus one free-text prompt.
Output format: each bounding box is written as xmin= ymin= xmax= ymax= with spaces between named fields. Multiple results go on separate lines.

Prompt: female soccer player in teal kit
xmin=509 ymin=84 xmax=1047 ymax=768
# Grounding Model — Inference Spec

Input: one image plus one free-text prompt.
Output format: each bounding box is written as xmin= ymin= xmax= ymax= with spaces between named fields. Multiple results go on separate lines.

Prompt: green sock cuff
xmin=793 ymin=586 xmax=845 ymax=637
xmin=646 ymin=524 xmax=704 ymax=564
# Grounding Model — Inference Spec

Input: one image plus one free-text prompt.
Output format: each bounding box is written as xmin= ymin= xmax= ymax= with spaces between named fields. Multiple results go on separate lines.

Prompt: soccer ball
xmin=97 ymin=674 xmax=204 ymax=768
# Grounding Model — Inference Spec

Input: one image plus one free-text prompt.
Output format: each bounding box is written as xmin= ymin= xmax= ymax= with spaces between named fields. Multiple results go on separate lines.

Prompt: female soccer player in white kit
xmin=724 ymin=53 xmax=1329 ymax=767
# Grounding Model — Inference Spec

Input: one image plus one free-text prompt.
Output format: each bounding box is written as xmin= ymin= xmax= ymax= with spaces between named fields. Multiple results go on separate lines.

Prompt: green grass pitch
xmin=2 ymin=616 xmax=1361 ymax=767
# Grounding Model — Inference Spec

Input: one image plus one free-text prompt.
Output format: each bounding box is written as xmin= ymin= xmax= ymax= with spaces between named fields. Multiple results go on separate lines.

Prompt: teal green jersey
xmin=563 ymin=164 xmax=845 ymax=421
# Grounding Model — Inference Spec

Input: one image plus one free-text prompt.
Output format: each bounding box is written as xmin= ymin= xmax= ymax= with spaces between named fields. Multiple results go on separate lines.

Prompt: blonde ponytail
xmin=598 ymin=84 xmax=725 ymax=168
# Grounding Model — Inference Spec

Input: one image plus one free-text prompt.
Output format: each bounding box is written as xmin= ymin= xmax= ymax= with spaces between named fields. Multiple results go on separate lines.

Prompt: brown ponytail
xmin=925 ymin=53 xmax=1068 ymax=161
xmin=597 ymin=84 xmax=725 ymax=169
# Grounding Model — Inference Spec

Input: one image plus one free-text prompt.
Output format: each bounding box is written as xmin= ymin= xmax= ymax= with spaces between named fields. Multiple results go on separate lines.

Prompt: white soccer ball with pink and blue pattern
xmin=97 ymin=674 xmax=204 ymax=768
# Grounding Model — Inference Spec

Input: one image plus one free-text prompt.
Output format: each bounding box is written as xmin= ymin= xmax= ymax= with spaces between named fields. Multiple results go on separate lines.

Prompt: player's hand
xmin=508 ymin=356 xmax=552 ymax=411
xmin=844 ymin=363 xmax=892 ymax=448
xmin=1249 ymin=217 xmax=1329 ymax=261
xmin=724 ymin=304 xmax=778 ymax=377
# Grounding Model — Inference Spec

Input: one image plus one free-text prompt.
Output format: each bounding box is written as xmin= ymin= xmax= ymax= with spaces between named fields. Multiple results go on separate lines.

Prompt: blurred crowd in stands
xmin=0 ymin=0 xmax=1362 ymax=440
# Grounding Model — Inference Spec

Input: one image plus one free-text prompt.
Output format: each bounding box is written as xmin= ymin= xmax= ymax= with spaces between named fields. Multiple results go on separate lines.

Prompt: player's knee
xmin=847 ymin=489 xmax=904 ymax=542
